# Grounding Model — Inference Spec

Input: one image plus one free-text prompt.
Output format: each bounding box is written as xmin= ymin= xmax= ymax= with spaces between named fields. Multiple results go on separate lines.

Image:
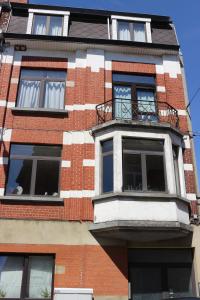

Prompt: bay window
xmin=0 ymin=255 xmax=54 ymax=299
xmin=6 ymin=144 xmax=61 ymax=197
xmin=32 ymin=14 xmax=63 ymax=36
xmin=123 ymin=138 xmax=165 ymax=192
xmin=17 ymin=69 xmax=66 ymax=110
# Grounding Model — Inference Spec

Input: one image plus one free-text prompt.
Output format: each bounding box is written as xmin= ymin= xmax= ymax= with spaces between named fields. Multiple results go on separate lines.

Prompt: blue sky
xmin=31 ymin=0 xmax=200 ymax=189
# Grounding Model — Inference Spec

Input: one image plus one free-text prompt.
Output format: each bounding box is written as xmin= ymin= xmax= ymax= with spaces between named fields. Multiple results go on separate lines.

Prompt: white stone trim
xmin=184 ymin=164 xmax=193 ymax=171
xmin=7 ymin=102 xmax=15 ymax=108
xmin=0 ymin=157 xmax=8 ymax=165
xmin=111 ymin=15 xmax=151 ymax=22
xmin=105 ymin=60 xmax=112 ymax=70
xmin=0 ymin=128 xmax=12 ymax=141
xmin=66 ymin=80 xmax=75 ymax=88
xmin=163 ymin=55 xmax=181 ymax=78
xmin=183 ymin=135 xmax=191 ymax=149
xmin=146 ymin=21 xmax=152 ymax=43
xmin=86 ymin=49 xmax=105 ymax=72
xmin=65 ymin=104 xmax=96 ymax=111
xmin=105 ymin=82 xmax=112 ymax=89
xmin=2 ymin=47 xmax=14 ymax=64
xmin=186 ymin=193 xmax=197 ymax=201
xmin=156 ymin=86 xmax=166 ymax=93
xmin=111 ymin=18 xmax=117 ymax=39
xmin=178 ymin=146 xmax=186 ymax=198
xmin=63 ymin=15 xmax=69 ymax=37
xmin=60 ymin=190 xmax=95 ymax=198
xmin=0 ymin=100 xmax=6 ymax=107
xmin=54 ymin=288 xmax=93 ymax=294
xmin=61 ymin=160 xmax=71 ymax=168
xmin=29 ymin=9 xmax=70 ymax=15
xmin=63 ymin=131 xmax=94 ymax=145
xmin=178 ymin=109 xmax=187 ymax=116
xmin=83 ymin=159 xmax=95 ymax=167
xmin=10 ymin=78 xmax=18 ymax=84
xmin=0 ymin=188 xmax=5 ymax=196
xmin=26 ymin=12 xmax=33 ymax=34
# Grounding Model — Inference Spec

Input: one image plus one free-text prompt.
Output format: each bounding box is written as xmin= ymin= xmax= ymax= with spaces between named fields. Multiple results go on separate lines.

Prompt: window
xmin=32 ymin=14 xmax=63 ymax=36
xmin=173 ymin=145 xmax=181 ymax=195
xmin=17 ymin=69 xmax=66 ymax=110
xmin=113 ymin=73 xmax=156 ymax=121
xmin=123 ymin=138 xmax=165 ymax=192
xmin=118 ymin=21 xmax=146 ymax=42
xmin=0 ymin=255 xmax=54 ymax=299
xmin=6 ymin=144 xmax=61 ymax=197
xmin=101 ymin=139 xmax=113 ymax=193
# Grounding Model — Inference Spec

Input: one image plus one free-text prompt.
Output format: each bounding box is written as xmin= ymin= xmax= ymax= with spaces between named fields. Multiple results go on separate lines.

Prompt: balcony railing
xmin=96 ymin=98 xmax=179 ymax=128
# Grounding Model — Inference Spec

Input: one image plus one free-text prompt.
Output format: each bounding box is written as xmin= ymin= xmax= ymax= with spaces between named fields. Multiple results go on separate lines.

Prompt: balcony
xmin=96 ymin=98 xmax=179 ymax=128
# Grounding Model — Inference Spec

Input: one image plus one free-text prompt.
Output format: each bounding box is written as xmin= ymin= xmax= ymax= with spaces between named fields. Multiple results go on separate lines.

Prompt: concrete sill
xmin=11 ymin=107 xmax=68 ymax=116
xmin=0 ymin=195 xmax=64 ymax=203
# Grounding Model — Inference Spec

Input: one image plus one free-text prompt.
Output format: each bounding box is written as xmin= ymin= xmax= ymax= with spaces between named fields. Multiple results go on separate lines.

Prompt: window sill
xmin=93 ymin=192 xmax=190 ymax=204
xmin=0 ymin=195 xmax=64 ymax=203
xmin=11 ymin=107 xmax=68 ymax=116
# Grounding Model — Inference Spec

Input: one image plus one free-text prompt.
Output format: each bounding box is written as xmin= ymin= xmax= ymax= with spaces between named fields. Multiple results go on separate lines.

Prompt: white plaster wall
xmin=94 ymin=199 xmax=190 ymax=225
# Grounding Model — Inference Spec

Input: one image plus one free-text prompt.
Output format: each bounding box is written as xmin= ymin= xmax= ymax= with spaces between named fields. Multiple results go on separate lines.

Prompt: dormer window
xmin=111 ymin=15 xmax=152 ymax=43
xmin=27 ymin=9 xmax=70 ymax=37
xmin=118 ymin=21 xmax=146 ymax=42
xmin=32 ymin=14 xmax=63 ymax=36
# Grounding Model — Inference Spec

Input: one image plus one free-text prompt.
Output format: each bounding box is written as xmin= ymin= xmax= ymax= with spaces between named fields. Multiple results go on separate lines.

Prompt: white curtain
xmin=28 ymin=256 xmax=53 ymax=298
xmin=134 ymin=23 xmax=146 ymax=42
xmin=118 ymin=22 xmax=131 ymax=41
xmin=114 ymin=86 xmax=132 ymax=119
xmin=33 ymin=15 xmax=47 ymax=35
xmin=44 ymin=81 xmax=65 ymax=109
xmin=49 ymin=16 xmax=62 ymax=36
xmin=17 ymin=80 xmax=40 ymax=108
xmin=137 ymin=90 xmax=155 ymax=113
xmin=0 ymin=256 xmax=23 ymax=298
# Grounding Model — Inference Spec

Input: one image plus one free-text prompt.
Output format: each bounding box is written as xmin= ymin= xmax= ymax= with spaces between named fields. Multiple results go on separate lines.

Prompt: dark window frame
xmin=112 ymin=73 xmax=157 ymax=119
xmin=0 ymin=253 xmax=55 ymax=300
xmin=122 ymin=138 xmax=167 ymax=192
xmin=32 ymin=14 xmax=64 ymax=36
xmin=16 ymin=68 xmax=67 ymax=110
xmin=117 ymin=20 xmax=147 ymax=42
xmin=5 ymin=144 xmax=62 ymax=197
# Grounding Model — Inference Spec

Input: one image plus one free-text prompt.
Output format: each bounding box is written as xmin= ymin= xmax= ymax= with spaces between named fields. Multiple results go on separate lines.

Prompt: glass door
xmin=114 ymin=85 xmax=132 ymax=120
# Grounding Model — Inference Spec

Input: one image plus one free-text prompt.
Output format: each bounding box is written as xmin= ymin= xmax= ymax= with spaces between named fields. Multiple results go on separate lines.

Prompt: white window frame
xmin=95 ymin=130 xmax=186 ymax=197
xmin=111 ymin=15 xmax=152 ymax=43
xmin=26 ymin=8 xmax=70 ymax=37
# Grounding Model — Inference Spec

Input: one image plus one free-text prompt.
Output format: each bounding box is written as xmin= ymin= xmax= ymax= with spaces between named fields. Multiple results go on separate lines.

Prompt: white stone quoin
xmin=54 ymin=288 xmax=93 ymax=300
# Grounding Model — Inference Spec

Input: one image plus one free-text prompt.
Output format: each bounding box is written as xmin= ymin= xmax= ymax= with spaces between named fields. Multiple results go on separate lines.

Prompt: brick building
xmin=0 ymin=1 xmax=199 ymax=299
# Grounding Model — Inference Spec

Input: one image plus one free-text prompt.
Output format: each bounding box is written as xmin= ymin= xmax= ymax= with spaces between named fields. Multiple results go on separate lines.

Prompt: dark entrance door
xmin=128 ymin=249 xmax=194 ymax=300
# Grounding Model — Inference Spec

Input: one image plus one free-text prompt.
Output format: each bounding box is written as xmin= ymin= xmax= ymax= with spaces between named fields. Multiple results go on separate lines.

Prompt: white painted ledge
xmin=54 ymin=288 xmax=93 ymax=300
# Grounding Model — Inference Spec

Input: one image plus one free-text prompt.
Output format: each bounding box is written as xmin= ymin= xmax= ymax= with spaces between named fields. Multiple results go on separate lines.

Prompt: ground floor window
xmin=128 ymin=249 xmax=194 ymax=300
xmin=0 ymin=255 xmax=54 ymax=299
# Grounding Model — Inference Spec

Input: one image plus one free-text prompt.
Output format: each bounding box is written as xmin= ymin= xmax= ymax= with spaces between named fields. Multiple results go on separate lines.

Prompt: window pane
xmin=27 ymin=256 xmax=53 ymax=298
xmin=10 ymin=145 xmax=61 ymax=157
xmin=102 ymin=154 xmax=113 ymax=193
xmin=167 ymin=267 xmax=193 ymax=298
xmin=6 ymin=159 xmax=32 ymax=195
xmin=0 ymin=256 xmax=23 ymax=298
xmin=146 ymin=155 xmax=165 ymax=191
xmin=102 ymin=139 xmax=113 ymax=153
xmin=17 ymin=80 xmax=40 ymax=108
xmin=35 ymin=160 xmax=60 ymax=196
xmin=45 ymin=70 xmax=66 ymax=80
xmin=123 ymin=153 xmax=142 ymax=191
xmin=44 ymin=81 xmax=65 ymax=109
xmin=123 ymin=138 xmax=164 ymax=152
xmin=113 ymin=74 xmax=155 ymax=85
xmin=49 ymin=16 xmax=62 ymax=36
xmin=118 ymin=21 xmax=131 ymax=40
xmin=134 ymin=22 xmax=146 ymax=42
xmin=114 ymin=85 xmax=132 ymax=119
xmin=33 ymin=15 xmax=47 ymax=35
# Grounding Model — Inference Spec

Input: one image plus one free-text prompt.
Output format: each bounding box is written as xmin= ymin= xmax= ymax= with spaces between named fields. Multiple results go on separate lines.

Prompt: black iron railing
xmin=96 ymin=98 xmax=179 ymax=128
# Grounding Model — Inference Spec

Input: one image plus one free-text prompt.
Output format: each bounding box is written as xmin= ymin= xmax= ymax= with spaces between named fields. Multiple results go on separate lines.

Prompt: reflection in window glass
xmin=146 ymin=155 xmax=165 ymax=191
xmin=28 ymin=256 xmax=53 ymax=298
xmin=123 ymin=154 xmax=142 ymax=191
xmin=33 ymin=15 xmax=47 ymax=35
xmin=0 ymin=256 xmax=23 ymax=298
xmin=102 ymin=140 xmax=113 ymax=193
xmin=49 ymin=16 xmax=63 ymax=36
